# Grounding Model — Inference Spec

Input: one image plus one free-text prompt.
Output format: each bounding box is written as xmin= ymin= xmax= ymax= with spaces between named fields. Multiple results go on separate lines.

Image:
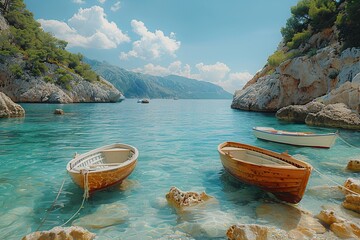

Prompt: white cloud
xmin=98 ymin=0 xmax=106 ymax=3
xmin=218 ymin=72 xmax=253 ymax=93
xmin=120 ymin=20 xmax=180 ymax=60
xmin=73 ymin=0 xmax=85 ymax=4
xmin=38 ymin=6 xmax=129 ymax=49
xmin=195 ymin=62 xmax=230 ymax=82
xmin=111 ymin=1 xmax=121 ymax=12
xmin=132 ymin=61 xmax=253 ymax=93
xmin=132 ymin=61 xmax=195 ymax=79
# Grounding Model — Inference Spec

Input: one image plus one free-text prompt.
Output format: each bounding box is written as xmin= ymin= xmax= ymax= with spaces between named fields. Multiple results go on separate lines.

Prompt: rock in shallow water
xmin=256 ymin=203 xmax=326 ymax=236
xmin=54 ymin=109 xmax=64 ymax=115
xmin=346 ymin=160 xmax=360 ymax=172
xmin=22 ymin=226 xmax=95 ymax=240
xmin=72 ymin=202 xmax=128 ymax=229
xmin=166 ymin=187 xmax=212 ymax=209
xmin=305 ymin=103 xmax=360 ymax=130
xmin=0 ymin=92 xmax=25 ymax=118
xmin=226 ymin=224 xmax=288 ymax=240
xmin=317 ymin=210 xmax=360 ymax=239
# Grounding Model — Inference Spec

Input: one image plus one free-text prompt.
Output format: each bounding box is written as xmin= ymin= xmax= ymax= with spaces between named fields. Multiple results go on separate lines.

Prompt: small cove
xmin=0 ymin=99 xmax=359 ymax=239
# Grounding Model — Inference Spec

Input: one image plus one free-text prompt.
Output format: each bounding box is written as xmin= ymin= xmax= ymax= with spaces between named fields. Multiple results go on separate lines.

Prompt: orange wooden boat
xmin=67 ymin=143 xmax=138 ymax=193
xmin=218 ymin=141 xmax=312 ymax=204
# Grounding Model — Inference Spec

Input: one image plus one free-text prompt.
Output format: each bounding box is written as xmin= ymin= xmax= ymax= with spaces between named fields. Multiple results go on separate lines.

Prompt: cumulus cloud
xmin=120 ymin=20 xmax=180 ymax=60
xmin=132 ymin=61 xmax=253 ymax=93
xmin=195 ymin=62 xmax=230 ymax=82
xmin=111 ymin=1 xmax=121 ymax=11
xmin=38 ymin=6 xmax=129 ymax=49
xmin=98 ymin=0 xmax=106 ymax=3
xmin=73 ymin=0 xmax=85 ymax=4
xmin=133 ymin=61 xmax=193 ymax=78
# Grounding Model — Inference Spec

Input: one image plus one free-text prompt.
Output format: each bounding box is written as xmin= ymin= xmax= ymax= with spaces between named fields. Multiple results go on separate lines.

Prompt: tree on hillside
xmin=0 ymin=0 xmax=99 ymax=81
xmin=0 ymin=0 xmax=12 ymax=14
xmin=281 ymin=0 xmax=339 ymax=46
xmin=336 ymin=0 xmax=360 ymax=48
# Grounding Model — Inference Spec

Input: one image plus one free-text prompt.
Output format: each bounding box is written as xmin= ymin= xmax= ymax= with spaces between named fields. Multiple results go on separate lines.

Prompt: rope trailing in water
xmin=61 ymin=170 xmax=90 ymax=227
xmin=36 ymin=174 xmax=67 ymax=231
xmin=313 ymin=167 xmax=360 ymax=196
xmin=336 ymin=132 xmax=360 ymax=149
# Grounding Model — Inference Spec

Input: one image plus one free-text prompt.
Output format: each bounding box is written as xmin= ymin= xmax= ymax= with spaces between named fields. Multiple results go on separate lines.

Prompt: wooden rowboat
xmin=218 ymin=141 xmax=312 ymax=204
xmin=253 ymin=127 xmax=337 ymax=148
xmin=66 ymin=143 xmax=138 ymax=193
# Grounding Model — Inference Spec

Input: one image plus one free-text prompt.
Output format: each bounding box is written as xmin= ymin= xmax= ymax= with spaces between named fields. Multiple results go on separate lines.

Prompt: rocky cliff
xmin=0 ymin=56 xmax=121 ymax=103
xmin=232 ymin=27 xmax=360 ymax=112
xmin=0 ymin=4 xmax=121 ymax=103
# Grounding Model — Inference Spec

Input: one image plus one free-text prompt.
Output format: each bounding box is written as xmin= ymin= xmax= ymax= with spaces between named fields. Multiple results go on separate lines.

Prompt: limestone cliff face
xmin=0 ymin=56 xmax=121 ymax=103
xmin=0 ymin=11 xmax=121 ymax=103
xmin=231 ymin=28 xmax=360 ymax=112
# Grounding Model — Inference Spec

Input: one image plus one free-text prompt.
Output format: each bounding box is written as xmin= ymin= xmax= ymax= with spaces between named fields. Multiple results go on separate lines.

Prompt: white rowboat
xmin=66 ymin=143 xmax=138 ymax=193
xmin=253 ymin=127 xmax=337 ymax=148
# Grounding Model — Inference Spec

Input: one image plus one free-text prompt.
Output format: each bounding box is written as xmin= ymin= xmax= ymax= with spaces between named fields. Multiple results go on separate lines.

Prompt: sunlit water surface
xmin=0 ymin=99 xmax=359 ymax=239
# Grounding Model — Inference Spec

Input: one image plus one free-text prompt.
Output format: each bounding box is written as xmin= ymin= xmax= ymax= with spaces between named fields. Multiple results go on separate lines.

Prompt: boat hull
xmin=67 ymin=143 xmax=138 ymax=193
xmin=218 ymin=142 xmax=312 ymax=204
xmin=68 ymin=160 xmax=137 ymax=192
xmin=253 ymin=127 xmax=336 ymax=148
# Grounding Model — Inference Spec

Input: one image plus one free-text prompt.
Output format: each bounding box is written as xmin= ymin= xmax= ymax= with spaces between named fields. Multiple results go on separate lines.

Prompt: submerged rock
xmin=343 ymin=194 xmax=360 ymax=213
xmin=54 ymin=109 xmax=64 ymax=115
xmin=72 ymin=202 xmax=128 ymax=229
xmin=317 ymin=210 xmax=360 ymax=239
xmin=22 ymin=226 xmax=95 ymax=240
xmin=226 ymin=224 xmax=288 ymax=240
xmin=342 ymin=178 xmax=360 ymax=214
xmin=346 ymin=160 xmax=360 ymax=172
xmin=256 ymin=203 xmax=326 ymax=237
xmin=176 ymin=209 xmax=238 ymax=238
xmin=166 ymin=187 xmax=212 ymax=209
xmin=343 ymin=178 xmax=360 ymax=195
xmin=0 ymin=92 xmax=25 ymax=118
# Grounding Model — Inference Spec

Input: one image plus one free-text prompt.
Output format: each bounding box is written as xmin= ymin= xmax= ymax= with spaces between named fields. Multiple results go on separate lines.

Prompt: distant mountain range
xmin=84 ymin=58 xmax=232 ymax=99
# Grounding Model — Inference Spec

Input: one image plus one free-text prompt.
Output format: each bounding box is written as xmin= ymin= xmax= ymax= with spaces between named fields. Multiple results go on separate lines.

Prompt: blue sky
xmin=24 ymin=0 xmax=298 ymax=93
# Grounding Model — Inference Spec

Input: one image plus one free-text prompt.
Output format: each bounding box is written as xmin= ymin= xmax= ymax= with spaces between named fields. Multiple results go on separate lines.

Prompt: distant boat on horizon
xmin=137 ymin=98 xmax=150 ymax=103
xmin=253 ymin=127 xmax=337 ymax=148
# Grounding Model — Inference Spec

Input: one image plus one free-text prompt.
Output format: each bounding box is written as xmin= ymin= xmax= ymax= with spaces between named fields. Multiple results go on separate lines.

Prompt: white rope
xmin=61 ymin=170 xmax=89 ymax=227
xmin=313 ymin=167 xmax=360 ymax=196
xmin=336 ymin=132 xmax=360 ymax=149
xmin=36 ymin=174 xmax=67 ymax=231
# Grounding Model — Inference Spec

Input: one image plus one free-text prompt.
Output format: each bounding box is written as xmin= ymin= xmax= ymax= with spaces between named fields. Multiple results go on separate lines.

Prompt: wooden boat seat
xmin=101 ymin=148 xmax=131 ymax=164
xmin=222 ymin=147 xmax=293 ymax=166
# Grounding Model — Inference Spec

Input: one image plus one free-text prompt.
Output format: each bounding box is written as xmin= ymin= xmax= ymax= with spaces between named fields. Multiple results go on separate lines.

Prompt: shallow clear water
xmin=0 ymin=99 xmax=359 ymax=239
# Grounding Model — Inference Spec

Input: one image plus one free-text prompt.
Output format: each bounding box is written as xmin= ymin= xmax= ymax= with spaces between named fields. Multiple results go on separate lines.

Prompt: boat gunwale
xmin=218 ymin=141 xmax=312 ymax=170
xmin=66 ymin=143 xmax=139 ymax=174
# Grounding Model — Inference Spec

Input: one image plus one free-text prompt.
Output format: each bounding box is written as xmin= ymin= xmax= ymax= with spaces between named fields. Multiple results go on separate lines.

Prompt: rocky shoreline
xmin=22 ymin=182 xmax=360 ymax=240
xmin=231 ymin=26 xmax=360 ymax=130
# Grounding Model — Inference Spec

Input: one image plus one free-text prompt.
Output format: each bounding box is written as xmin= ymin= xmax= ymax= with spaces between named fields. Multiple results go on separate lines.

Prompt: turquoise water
xmin=0 ymin=99 xmax=359 ymax=239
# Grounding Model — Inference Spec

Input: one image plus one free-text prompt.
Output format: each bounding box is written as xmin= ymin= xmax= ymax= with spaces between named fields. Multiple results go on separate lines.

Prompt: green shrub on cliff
xmin=287 ymin=29 xmax=311 ymax=49
xmin=336 ymin=0 xmax=360 ymax=48
xmin=268 ymin=50 xmax=287 ymax=67
xmin=281 ymin=0 xmax=340 ymax=46
xmin=9 ymin=64 xmax=23 ymax=78
xmin=0 ymin=0 xmax=100 ymax=81
xmin=57 ymin=74 xmax=72 ymax=91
